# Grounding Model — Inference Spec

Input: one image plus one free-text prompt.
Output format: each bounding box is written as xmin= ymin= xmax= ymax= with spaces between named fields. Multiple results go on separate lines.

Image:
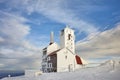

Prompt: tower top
xmin=64 ymin=25 xmax=74 ymax=31
xmin=66 ymin=25 xmax=69 ymax=28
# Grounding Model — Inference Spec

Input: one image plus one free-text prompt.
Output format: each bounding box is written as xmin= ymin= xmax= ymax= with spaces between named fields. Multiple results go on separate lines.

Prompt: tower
xmin=60 ymin=26 xmax=75 ymax=54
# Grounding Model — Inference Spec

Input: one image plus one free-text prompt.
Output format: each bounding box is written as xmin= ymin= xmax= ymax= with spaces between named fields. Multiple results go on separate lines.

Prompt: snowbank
xmin=2 ymin=59 xmax=120 ymax=80
xmin=25 ymin=70 xmax=42 ymax=77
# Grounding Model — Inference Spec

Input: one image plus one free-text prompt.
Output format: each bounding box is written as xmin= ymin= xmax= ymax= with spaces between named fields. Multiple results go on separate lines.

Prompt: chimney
xmin=49 ymin=31 xmax=54 ymax=45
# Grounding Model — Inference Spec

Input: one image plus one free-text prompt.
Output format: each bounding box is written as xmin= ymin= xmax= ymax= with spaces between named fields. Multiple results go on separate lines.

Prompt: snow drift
xmin=2 ymin=59 xmax=120 ymax=80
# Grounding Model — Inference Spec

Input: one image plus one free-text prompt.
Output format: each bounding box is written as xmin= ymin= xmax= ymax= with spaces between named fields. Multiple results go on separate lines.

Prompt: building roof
xmin=75 ymin=55 xmax=83 ymax=65
xmin=48 ymin=49 xmax=61 ymax=56
xmin=75 ymin=55 xmax=88 ymax=65
xmin=66 ymin=48 xmax=74 ymax=54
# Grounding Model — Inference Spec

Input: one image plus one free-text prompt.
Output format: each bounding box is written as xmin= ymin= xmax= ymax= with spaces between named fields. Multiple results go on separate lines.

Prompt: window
xmin=47 ymin=57 xmax=50 ymax=61
xmin=65 ymin=55 xmax=67 ymax=59
xmin=68 ymin=34 xmax=71 ymax=40
xmin=49 ymin=63 xmax=52 ymax=68
xmin=47 ymin=64 xmax=49 ymax=68
xmin=43 ymin=50 xmax=47 ymax=55
xmin=48 ymin=63 xmax=52 ymax=68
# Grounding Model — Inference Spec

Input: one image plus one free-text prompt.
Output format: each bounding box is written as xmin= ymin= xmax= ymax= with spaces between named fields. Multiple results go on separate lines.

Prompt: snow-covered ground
xmin=2 ymin=59 xmax=120 ymax=80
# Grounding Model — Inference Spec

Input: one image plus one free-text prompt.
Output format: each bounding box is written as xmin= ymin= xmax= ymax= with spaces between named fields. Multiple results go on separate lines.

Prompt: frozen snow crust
xmin=2 ymin=59 xmax=120 ymax=80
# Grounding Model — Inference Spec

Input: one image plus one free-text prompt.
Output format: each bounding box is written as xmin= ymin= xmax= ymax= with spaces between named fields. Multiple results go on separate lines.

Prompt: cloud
xmin=1 ymin=0 xmax=99 ymax=35
xmin=0 ymin=0 xmax=119 ymax=69
xmin=0 ymin=11 xmax=42 ymax=69
xmin=0 ymin=37 xmax=4 ymax=42
xmin=0 ymin=54 xmax=41 ymax=69
xmin=76 ymin=24 xmax=120 ymax=62
xmin=0 ymin=11 xmax=30 ymax=46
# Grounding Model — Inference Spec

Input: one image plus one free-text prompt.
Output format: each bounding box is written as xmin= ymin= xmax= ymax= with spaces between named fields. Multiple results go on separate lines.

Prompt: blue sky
xmin=0 ymin=0 xmax=120 ymax=70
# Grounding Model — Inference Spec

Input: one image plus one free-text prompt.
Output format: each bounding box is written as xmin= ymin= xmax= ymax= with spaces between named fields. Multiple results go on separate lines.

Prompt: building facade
xmin=41 ymin=26 xmax=86 ymax=72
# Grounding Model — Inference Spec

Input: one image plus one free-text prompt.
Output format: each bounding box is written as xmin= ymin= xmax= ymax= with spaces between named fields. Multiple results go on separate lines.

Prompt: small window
xmin=65 ymin=55 xmax=67 ymax=59
xmin=50 ymin=63 xmax=52 ymax=68
xmin=43 ymin=50 xmax=47 ymax=55
xmin=47 ymin=63 xmax=49 ymax=68
xmin=68 ymin=34 xmax=71 ymax=40
xmin=48 ymin=63 xmax=52 ymax=68
xmin=47 ymin=57 xmax=50 ymax=61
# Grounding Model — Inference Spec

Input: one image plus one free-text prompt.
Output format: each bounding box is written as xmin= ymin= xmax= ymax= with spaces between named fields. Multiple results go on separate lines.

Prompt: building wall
xmin=47 ymin=43 xmax=59 ymax=55
xmin=48 ymin=54 xmax=57 ymax=72
xmin=41 ymin=56 xmax=47 ymax=72
xmin=57 ymin=48 xmax=76 ymax=72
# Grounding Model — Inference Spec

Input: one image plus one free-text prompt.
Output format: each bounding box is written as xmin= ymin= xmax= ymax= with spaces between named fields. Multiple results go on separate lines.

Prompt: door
xmin=68 ymin=64 xmax=73 ymax=72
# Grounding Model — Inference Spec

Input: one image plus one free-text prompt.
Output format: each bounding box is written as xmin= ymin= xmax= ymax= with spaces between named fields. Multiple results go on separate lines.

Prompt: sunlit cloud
xmin=0 ymin=11 xmax=41 ymax=69
xmin=76 ymin=24 xmax=120 ymax=62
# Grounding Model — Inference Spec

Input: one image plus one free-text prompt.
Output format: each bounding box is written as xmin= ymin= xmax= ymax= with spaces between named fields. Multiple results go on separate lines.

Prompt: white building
xmin=42 ymin=26 xmax=86 ymax=72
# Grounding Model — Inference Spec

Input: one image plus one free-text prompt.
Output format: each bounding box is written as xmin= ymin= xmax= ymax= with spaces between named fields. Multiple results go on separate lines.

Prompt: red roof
xmin=75 ymin=55 xmax=82 ymax=65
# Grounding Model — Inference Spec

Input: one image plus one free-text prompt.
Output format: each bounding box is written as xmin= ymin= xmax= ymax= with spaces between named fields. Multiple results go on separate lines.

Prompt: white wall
xmin=57 ymin=48 xmax=76 ymax=72
xmin=60 ymin=27 xmax=75 ymax=54
xmin=47 ymin=42 xmax=60 ymax=55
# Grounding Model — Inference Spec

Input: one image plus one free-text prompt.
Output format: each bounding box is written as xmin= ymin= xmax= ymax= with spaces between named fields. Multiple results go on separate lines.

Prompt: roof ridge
xmin=66 ymin=47 xmax=75 ymax=55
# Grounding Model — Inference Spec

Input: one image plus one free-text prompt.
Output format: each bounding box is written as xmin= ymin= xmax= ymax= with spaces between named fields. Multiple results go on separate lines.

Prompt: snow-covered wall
xmin=47 ymin=43 xmax=60 ymax=55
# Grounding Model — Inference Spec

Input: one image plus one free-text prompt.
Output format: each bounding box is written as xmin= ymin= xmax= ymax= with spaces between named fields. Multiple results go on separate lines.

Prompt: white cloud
xmin=0 ymin=11 xmax=42 ymax=69
xmin=35 ymin=0 xmax=98 ymax=34
xmin=2 ymin=0 xmax=99 ymax=35
xmin=0 ymin=11 xmax=30 ymax=48
xmin=0 ymin=11 xmax=30 ymax=38
xmin=0 ymin=37 xmax=4 ymax=42
xmin=76 ymin=24 xmax=120 ymax=62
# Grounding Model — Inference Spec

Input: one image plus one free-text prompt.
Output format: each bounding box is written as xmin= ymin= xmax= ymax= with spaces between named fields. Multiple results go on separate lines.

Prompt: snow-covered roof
xmin=48 ymin=49 xmax=61 ymax=56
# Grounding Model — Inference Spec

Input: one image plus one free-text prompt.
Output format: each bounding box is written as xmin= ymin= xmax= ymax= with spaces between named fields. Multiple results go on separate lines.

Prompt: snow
xmin=25 ymin=70 xmax=42 ymax=77
xmin=80 ymin=57 xmax=88 ymax=64
xmin=2 ymin=59 xmax=120 ymax=80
